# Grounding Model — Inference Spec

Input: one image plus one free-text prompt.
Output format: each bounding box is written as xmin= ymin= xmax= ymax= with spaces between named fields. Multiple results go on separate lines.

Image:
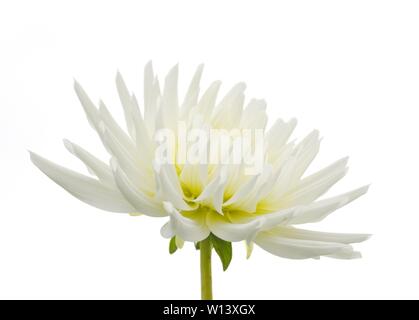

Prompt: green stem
xmin=200 ymin=237 xmax=213 ymax=300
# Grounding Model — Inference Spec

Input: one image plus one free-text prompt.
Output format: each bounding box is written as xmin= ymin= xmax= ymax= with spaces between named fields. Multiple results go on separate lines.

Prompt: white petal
xmin=211 ymin=83 xmax=246 ymax=129
xmin=258 ymin=207 xmax=298 ymax=231
xmin=223 ymin=175 xmax=258 ymax=207
xmin=74 ymin=88 xmax=137 ymax=171
xmin=162 ymin=202 xmax=210 ymax=242
xmin=143 ymin=61 xmax=154 ymax=118
xmin=261 ymin=131 xmax=321 ymax=208
xmin=143 ymin=61 xmax=161 ymax=135
xmin=252 ymin=163 xmax=282 ymax=202
xmin=287 ymin=157 xmax=348 ymax=205
xmin=73 ymin=80 xmax=101 ymax=131
xmin=194 ymin=166 xmax=227 ymax=214
xmin=175 ymin=236 xmax=185 ymax=249
xmin=116 ymin=73 xmax=153 ymax=157
xmin=226 ymin=206 xmax=298 ymax=238
xmin=267 ymin=226 xmax=371 ymax=244
xmin=289 ymin=130 xmax=321 ymax=186
xmin=240 ymin=99 xmax=267 ymax=130
xmin=30 ymin=152 xmax=134 ymax=213
xmin=195 ymin=81 xmax=221 ymax=121
xmin=269 ymin=141 xmax=295 ymax=173
xmin=180 ymin=64 xmax=204 ymax=118
xmin=194 ymin=173 xmax=221 ymax=202
xmin=327 ymin=247 xmax=362 ymax=259
xmin=111 ymin=159 xmax=167 ymax=217
xmin=131 ymin=94 xmax=154 ymax=156
xmin=240 ymin=164 xmax=275 ymax=212
xmin=299 ymin=157 xmax=349 ymax=190
xmin=100 ymin=123 xmax=154 ymax=194
xmin=98 ymin=101 xmax=140 ymax=163
xmin=266 ymin=118 xmax=297 ymax=162
xmin=223 ymin=163 xmax=246 ymax=199
xmin=289 ymin=185 xmax=370 ymax=224
xmin=180 ymin=163 xmax=207 ymax=197
xmin=206 ymin=210 xmax=262 ymax=242
xmin=260 ymin=156 xmax=299 ymax=207
xmin=255 ymin=231 xmax=355 ymax=259
xmin=246 ymin=241 xmax=254 ymax=259
xmin=160 ymin=64 xmax=179 ymax=131
xmin=154 ymin=163 xmax=196 ymax=211
xmin=63 ymin=139 xmax=114 ymax=186
xmin=212 ymin=178 xmax=227 ymax=214
xmin=160 ymin=221 xmax=175 ymax=238
xmin=115 ymin=71 xmax=136 ymax=140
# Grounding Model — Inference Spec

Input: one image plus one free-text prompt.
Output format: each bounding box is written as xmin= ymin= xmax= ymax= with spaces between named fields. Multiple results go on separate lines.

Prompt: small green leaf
xmin=169 ymin=237 xmax=178 ymax=254
xmin=210 ymin=234 xmax=232 ymax=271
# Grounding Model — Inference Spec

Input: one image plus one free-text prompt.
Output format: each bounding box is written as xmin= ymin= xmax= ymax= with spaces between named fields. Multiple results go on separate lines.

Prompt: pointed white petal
xmin=258 ymin=207 xmax=298 ymax=231
xmin=240 ymin=99 xmax=268 ymax=130
xmin=269 ymin=141 xmax=296 ymax=173
xmin=289 ymin=185 xmax=370 ymax=224
xmin=222 ymin=163 xmax=245 ymax=199
xmin=299 ymin=157 xmax=349 ymax=190
xmin=98 ymin=101 xmax=145 ymax=166
xmin=73 ymin=80 xmax=101 ymax=131
xmin=116 ymin=75 xmax=153 ymax=158
xmin=175 ymin=236 xmax=185 ymax=249
xmin=180 ymin=64 xmax=204 ymax=117
xmin=267 ymin=226 xmax=371 ymax=244
xmin=223 ymin=163 xmax=274 ymax=213
xmin=251 ymin=163 xmax=281 ymax=203
xmin=154 ymin=163 xmax=196 ymax=211
xmin=226 ymin=206 xmax=298 ymax=237
xmin=246 ymin=241 xmax=254 ymax=259
xmin=327 ymin=248 xmax=362 ymax=259
xmin=206 ymin=210 xmax=262 ymax=242
xmin=261 ymin=131 xmax=322 ymax=208
xmin=290 ymin=130 xmax=321 ymax=185
xmin=144 ymin=62 xmax=161 ymax=135
xmin=160 ymin=221 xmax=175 ymax=238
xmin=130 ymin=94 xmax=153 ymax=156
xmin=255 ymin=231 xmax=355 ymax=259
xmin=194 ymin=166 xmax=227 ymax=214
xmin=288 ymin=157 xmax=349 ymax=205
xmin=260 ymin=156 xmax=299 ymax=207
xmin=143 ymin=61 xmax=154 ymax=119
xmin=211 ymin=83 xmax=246 ymax=129
xmin=63 ymin=139 xmax=114 ymax=186
xmin=111 ymin=159 xmax=166 ymax=217
xmin=30 ymin=152 xmax=134 ymax=213
xmin=116 ymin=74 xmax=152 ymax=157
xmin=266 ymin=118 xmax=297 ymax=162
xmin=195 ymin=81 xmax=221 ymax=120
xmin=115 ymin=71 xmax=136 ymax=139
xmin=180 ymin=163 xmax=207 ymax=196
xmin=223 ymin=175 xmax=258 ymax=207
xmin=162 ymin=202 xmax=210 ymax=242
xmin=194 ymin=173 xmax=221 ymax=202
xmin=160 ymin=64 xmax=179 ymax=131
xmin=100 ymin=123 xmax=154 ymax=194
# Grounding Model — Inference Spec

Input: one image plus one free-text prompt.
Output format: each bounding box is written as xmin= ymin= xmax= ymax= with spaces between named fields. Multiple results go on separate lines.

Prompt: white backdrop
xmin=1 ymin=0 xmax=418 ymax=299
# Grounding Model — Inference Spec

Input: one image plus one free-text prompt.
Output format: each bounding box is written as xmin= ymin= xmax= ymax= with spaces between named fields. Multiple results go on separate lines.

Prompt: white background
xmin=1 ymin=0 xmax=418 ymax=300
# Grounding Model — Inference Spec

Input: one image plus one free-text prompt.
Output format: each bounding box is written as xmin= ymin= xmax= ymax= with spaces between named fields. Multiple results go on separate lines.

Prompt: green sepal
xmin=194 ymin=242 xmax=200 ymax=250
xmin=210 ymin=234 xmax=232 ymax=271
xmin=169 ymin=236 xmax=178 ymax=254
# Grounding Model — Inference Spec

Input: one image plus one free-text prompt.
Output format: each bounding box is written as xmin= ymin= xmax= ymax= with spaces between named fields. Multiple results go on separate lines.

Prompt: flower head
xmin=31 ymin=62 xmax=369 ymax=263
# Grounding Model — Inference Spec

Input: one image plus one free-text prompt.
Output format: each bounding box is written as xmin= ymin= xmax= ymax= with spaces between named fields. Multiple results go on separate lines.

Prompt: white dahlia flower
xmin=30 ymin=62 xmax=369 ymax=299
